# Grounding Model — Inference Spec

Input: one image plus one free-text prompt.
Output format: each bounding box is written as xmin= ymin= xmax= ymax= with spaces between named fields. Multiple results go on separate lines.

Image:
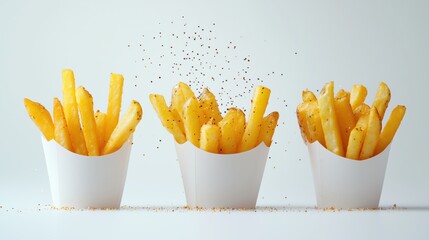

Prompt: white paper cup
xmin=308 ymin=141 xmax=391 ymax=209
xmin=41 ymin=136 xmax=132 ymax=209
xmin=175 ymin=141 xmax=270 ymax=209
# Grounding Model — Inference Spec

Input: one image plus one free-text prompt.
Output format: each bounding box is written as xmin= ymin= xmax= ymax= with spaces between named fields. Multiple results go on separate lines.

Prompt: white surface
xmin=1 ymin=0 xmax=429 ymax=239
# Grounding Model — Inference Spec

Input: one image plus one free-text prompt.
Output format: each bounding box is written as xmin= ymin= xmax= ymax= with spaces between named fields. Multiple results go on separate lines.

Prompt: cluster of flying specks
xmin=128 ymin=16 xmax=292 ymax=161
xmin=127 ymin=16 xmax=288 ymax=111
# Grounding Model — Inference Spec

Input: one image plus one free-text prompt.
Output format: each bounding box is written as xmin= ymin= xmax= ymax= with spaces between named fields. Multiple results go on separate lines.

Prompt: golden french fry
xmin=374 ymin=105 xmax=406 ymax=155
xmin=103 ymin=100 xmax=143 ymax=155
xmin=305 ymin=102 xmax=326 ymax=146
xmin=105 ymin=73 xmax=124 ymax=144
xmin=76 ymin=86 xmax=99 ymax=156
xmin=334 ymin=89 xmax=356 ymax=152
xmin=372 ymin=82 xmax=391 ymax=120
xmin=302 ymin=90 xmax=317 ymax=102
xmin=200 ymin=120 xmax=220 ymax=153
xmin=258 ymin=111 xmax=279 ymax=147
xmin=359 ymin=107 xmax=381 ymax=160
xmin=170 ymin=105 xmax=185 ymax=135
xmin=238 ymin=86 xmax=271 ymax=152
xmin=95 ymin=110 xmax=107 ymax=151
xmin=318 ymin=82 xmax=344 ymax=156
xmin=171 ymin=82 xmax=196 ymax=121
xmin=218 ymin=108 xmax=246 ymax=153
xmin=353 ymin=103 xmax=370 ymax=122
xmin=346 ymin=115 xmax=369 ymax=160
xmin=198 ymin=88 xmax=223 ymax=125
xmin=296 ymin=103 xmax=311 ymax=144
xmin=53 ymin=98 xmax=73 ymax=151
xmin=182 ymin=97 xmax=203 ymax=147
xmin=149 ymin=94 xmax=186 ymax=144
xmin=350 ymin=85 xmax=368 ymax=110
xmin=24 ymin=98 xmax=54 ymax=141
xmin=62 ymin=69 xmax=87 ymax=155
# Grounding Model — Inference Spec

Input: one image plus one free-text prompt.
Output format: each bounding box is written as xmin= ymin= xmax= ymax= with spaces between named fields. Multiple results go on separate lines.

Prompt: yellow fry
xmin=24 ymin=98 xmax=54 ymax=141
xmin=350 ymin=84 xmax=368 ymax=110
xmin=353 ymin=103 xmax=370 ymax=122
xmin=238 ymin=86 xmax=271 ymax=152
xmin=372 ymin=82 xmax=391 ymax=120
xmin=149 ymin=94 xmax=186 ymax=144
xmin=318 ymin=82 xmax=344 ymax=156
xmin=257 ymin=111 xmax=279 ymax=147
xmin=296 ymin=103 xmax=311 ymax=144
xmin=170 ymin=105 xmax=186 ymax=136
xmin=182 ymin=97 xmax=203 ymax=147
xmin=171 ymin=82 xmax=195 ymax=121
xmin=76 ymin=86 xmax=99 ymax=156
xmin=305 ymin=102 xmax=326 ymax=146
xmin=302 ymin=90 xmax=317 ymax=102
xmin=62 ymin=69 xmax=87 ymax=155
xmin=198 ymin=88 xmax=223 ymax=125
xmin=105 ymin=73 xmax=124 ymax=143
xmin=53 ymin=98 xmax=73 ymax=151
xmin=346 ymin=115 xmax=369 ymax=160
xmin=200 ymin=120 xmax=220 ymax=153
xmin=218 ymin=108 xmax=245 ymax=154
xmin=103 ymin=100 xmax=143 ymax=155
xmin=95 ymin=110 xmax=107 ymax=151
xmin=374 ymin=105 xmax=406 ymax=155
xmin=359 ymin=107 xmax=381 ymax=160
xmin=334 ymin=89 xmax=356 ymax=152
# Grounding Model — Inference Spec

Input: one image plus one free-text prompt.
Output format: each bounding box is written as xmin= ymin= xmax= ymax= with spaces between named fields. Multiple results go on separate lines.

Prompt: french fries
xmin=218 ymin=108 xmax=245 ymax=154
xmin=198 ymin=88 xmax=223 ymax=125
xmin=374 ymin=105 xmax=406 ymax=155
xmin=359 ymin=107 xmax=381 ymax=160
xmin=62 ymin=69 xmax=87 ymax=155
xmin=372 ymin=82 xmax=391 ymax=120
xmin=238 ymin=86 xmax=271 ymax=152
xmin=149 ymin=94 xmax=186 ymax=144
xmin=105 ymin=73 xmax=124 ymax=144
xmin=334 ymin=89 xmax=356 ymax=152
xmin=200 ymin=120 xmax=220 ymax=153
xmin=102 ymin=100 xmax=143 ymax=155
xmin=171 ymin=82 xmax=196 ymax=121
xmin=25 ymin=69 xmax=143 ymax=156
xmin=76 ymin=86 xmax=99 ymax=156
xmin=350 ymin=85 xmax=367 ymax=110
xmin=258 ymin=111 xmax=279 ymax=147
xmin=24 ymin=98 xmax=54 ymax=141
xmin=183 ymin=97 xmax=203 ymax=147
xmin=346 ymin=115 xmax=369 ymax=160
xmin=296 ymin=101 xmax=325 ymax=146
xmin=318 ymin=82 xmax=344 ymax=157
xmin=353 ymin=103 xmax=370 ymax=122
xmin=150 ymin=83 xmax=278 ymax=154
xmin=94 ymin=110 xmax=107 ymax=150
xmin=53 ymin=98 xmax=73 ymax=151
xmin=297 ymin=81 xmax=405 ymax=160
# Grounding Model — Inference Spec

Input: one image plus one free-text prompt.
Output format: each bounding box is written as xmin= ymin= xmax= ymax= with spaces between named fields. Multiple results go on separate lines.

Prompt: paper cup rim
xmin=308 ymin=140 xmax=391 ymax=162
xmin=41 ymin=135 xmax=133 ymax=159
xmin=175 ymin=140 xmax=269 ymax=156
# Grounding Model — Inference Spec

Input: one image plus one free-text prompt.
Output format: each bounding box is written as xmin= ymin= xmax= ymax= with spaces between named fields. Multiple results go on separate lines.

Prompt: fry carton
xmin=308 ymin=141 xmax=391 ymax=209
xmin=41 ymin=136 xmax=132 ymax=209
xmin=175 ymin=141 xmax=270 ymax=209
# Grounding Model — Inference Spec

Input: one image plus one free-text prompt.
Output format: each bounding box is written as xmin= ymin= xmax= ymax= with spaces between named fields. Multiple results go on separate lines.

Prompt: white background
xmin=1 ymin=0 xmax=429 ymax=239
